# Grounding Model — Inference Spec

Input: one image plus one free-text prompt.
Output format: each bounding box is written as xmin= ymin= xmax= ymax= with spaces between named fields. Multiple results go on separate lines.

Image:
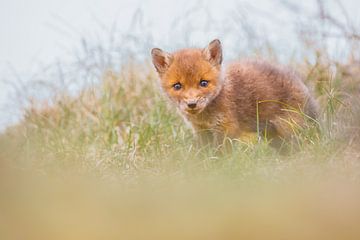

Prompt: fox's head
xmin=151 ymin=39 xmax=223 ymax=115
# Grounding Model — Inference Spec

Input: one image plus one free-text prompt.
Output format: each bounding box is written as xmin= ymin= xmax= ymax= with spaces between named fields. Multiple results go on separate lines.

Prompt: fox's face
xmin=151 ymin=39 xmax=223 ymax=115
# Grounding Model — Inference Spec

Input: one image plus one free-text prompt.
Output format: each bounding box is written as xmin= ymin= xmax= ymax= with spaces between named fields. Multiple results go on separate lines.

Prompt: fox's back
xmin=222 ymin=60 xmax=318 ymax=132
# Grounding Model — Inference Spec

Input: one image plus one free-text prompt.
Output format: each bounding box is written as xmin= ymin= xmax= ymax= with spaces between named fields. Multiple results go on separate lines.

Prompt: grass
xmin=1 ymin=66 xmax=359 ymax=238
xmin=1 ymin=57 xmax=357 ymax=181
xmin=2 ymin=54 xmax=360 ymax=239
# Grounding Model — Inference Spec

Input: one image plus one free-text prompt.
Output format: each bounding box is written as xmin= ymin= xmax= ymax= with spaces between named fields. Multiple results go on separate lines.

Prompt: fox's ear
xmin=203 ymin=39 xmax=222 ymax=66
xmin=151 ymin=48 xmax=173 ymax=75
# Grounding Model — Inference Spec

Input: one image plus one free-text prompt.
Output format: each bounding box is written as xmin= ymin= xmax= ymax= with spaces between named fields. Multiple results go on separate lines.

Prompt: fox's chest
xmin=188 ymin=112 xmax=257 ymax=143
xmin=188 ymin=112 xmax=224 ymax=129
xmin=189 ymin=113 xmax=237 ymax=136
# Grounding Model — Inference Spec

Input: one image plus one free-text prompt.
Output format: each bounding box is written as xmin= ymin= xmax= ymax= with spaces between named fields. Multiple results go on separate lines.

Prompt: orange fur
xmin=151 ymin=39 xmax=318 ymax=146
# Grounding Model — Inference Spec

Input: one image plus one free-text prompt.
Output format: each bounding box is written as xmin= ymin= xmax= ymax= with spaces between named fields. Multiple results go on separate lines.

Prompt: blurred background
xmin=1 ymin=0 xmax=360 ymax=131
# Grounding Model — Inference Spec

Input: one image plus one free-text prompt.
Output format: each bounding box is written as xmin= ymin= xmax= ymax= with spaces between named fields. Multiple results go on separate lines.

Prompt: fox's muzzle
xmin=186 ymin=100 xmax=197 ymax=109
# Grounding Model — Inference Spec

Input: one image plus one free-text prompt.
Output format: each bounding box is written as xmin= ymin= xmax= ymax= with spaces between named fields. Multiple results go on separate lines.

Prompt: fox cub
xmin=151 ymin=39 xmax=318 ymax=146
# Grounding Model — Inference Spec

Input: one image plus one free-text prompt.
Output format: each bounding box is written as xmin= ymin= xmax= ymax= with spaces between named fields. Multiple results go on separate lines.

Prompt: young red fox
xmin=151 ymin=39 xmax=318 ymax=146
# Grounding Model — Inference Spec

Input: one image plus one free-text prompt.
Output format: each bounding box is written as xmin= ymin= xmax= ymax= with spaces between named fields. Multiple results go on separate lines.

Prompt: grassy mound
xmin=1 ymin=56 xmax=359 ymax=183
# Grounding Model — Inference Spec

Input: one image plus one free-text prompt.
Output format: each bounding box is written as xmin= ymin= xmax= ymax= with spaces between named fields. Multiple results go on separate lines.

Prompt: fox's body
xmin=151 ymin=40 xmax=318 ymax=145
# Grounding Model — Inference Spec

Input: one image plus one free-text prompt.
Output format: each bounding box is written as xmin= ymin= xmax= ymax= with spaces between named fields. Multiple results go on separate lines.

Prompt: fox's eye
xmin=200 ymin=80 xmax=209 ymax=87
xmin=173 ymin=83 xmax=182 ymax=90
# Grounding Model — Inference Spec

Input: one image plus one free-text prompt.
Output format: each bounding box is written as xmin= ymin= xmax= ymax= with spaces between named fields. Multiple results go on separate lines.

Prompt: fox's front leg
xmin=211 ymin=122 xmax=241 ymax=151
xmin=194 ymin=128 xmax=214 ymax=147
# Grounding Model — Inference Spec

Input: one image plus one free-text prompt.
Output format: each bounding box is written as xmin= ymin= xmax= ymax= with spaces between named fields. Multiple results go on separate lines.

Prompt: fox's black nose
xmin=187 ymin=102 xmax=197 ymax=109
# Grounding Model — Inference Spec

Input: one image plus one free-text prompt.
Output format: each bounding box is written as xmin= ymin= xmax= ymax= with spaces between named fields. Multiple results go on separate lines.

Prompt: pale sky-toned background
xmin=1 ymin=0 xmax=360 ymax=130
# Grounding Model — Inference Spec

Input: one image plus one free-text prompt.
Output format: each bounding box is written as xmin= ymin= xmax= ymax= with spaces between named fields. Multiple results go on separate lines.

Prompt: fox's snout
xmin=185 ymin=100 xmax=198 ymax=109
